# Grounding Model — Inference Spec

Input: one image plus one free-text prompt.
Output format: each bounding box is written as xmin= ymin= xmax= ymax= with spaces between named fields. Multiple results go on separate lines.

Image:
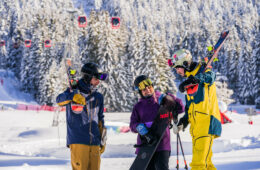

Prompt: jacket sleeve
xmin=183 ymin=96 xmax=189 ymax=120
xmin=195 ymin=69 xmax=216 ymax=85
xmin=56 ymin=88 xmax=74 ymax=106
xmin=130 ymin=106 xmax=140 ymax=133
xmin=167 ymin=93 xmax=185 ymax=114
xmin=98 ymin=94 xmax=105 ymax=127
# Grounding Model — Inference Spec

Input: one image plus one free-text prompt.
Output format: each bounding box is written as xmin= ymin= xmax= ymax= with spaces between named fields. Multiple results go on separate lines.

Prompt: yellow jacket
xmin=184 ymin=63 xmax=222 ymax=138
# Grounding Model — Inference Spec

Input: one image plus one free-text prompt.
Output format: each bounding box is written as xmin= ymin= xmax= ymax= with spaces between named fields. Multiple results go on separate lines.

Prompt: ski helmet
xmin=168 ymin=49 xmax=192 ymax=69
xmin=81 ymin=62 xmax=108 ymax=83
xmin=134 ymin=75 xmax=153 ymax=97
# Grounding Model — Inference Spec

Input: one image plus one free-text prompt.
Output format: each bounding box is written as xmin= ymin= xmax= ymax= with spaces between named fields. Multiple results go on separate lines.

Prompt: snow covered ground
xmin=0 ymin=110 xmax=260 ymax=170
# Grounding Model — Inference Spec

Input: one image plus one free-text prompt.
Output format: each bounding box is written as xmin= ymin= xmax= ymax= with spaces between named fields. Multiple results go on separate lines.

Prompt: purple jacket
xmin=130 ymin=91 xmax=184 ymax=154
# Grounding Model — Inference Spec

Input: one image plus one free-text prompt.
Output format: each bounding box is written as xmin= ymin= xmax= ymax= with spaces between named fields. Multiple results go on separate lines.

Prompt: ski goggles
xmin=168 ymin=59 xmax=175 ymax=67
xmin=168 ymin=52 xmax=189 ymax=68
xmin=69 ymin=69 xmax=77 ymax=75
xmin=135 ymin=79 xmax=153 ymax=91
xmin=95 ymin=73 xmax=108 ymax=81
xmin=82 ymin=72 xmax=108 ymax=81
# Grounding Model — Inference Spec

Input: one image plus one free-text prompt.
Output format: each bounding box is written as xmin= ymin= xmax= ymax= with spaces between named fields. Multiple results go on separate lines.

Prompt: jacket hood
xmin=185 ymin=62 xmax=203 ymax=77
xmin=78 ymin=79 xmax=91 ymax=94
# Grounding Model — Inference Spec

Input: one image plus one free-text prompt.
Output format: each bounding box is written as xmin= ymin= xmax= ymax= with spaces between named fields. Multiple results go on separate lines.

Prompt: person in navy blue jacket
xmin=56 ymin=62 xmax=108 ymax=170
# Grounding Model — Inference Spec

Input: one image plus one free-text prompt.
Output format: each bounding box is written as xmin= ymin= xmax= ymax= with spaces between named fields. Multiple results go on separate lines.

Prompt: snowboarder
xmin=56 ymin=62 xmax=108 ymax=170
xmin=130 ymin=75 xmax=184 ymax=170
xmin=170 ymin=49 xmax=222 ymax=170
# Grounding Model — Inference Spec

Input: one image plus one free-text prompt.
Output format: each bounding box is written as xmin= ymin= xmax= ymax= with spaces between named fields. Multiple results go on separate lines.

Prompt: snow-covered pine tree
xmin=146 ymin=32 xmax=177 ymax=94
xmin=225 ymin=26 xmax=240 ymax=101
xmin=80 ymin=10 xmax=99 ymax=63
xmin=0 ymin=0 xmax=18 ymax=71
xmin=81 ymin=10 xmax=129 ymax=111
xmin=237 ymin=40 xmax=254 ymax=104
xmin=0 ymin=0 xmax=10 ymax=70
xmin=251 ymin=30 xmax=260 ymax=108
xmin=126 ymin=25 xmax=144 ymax=106
xmin=215 ymin=72 xmax=235 ymax=105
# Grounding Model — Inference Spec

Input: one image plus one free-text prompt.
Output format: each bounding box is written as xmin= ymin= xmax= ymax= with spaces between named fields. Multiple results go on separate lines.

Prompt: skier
xmin=130 ymin=75 xmax=184 ymax=170
xmin=56 ymin=62 xmax=108 ymax=170
xmin=170 ymin=49 xmax=222 ymax=170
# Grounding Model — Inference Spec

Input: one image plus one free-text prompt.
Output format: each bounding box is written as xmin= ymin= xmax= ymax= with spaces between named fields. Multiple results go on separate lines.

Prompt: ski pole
xmin=176 ymin=133 xmax=179 ymax=170
xmin=177 ymin=133 xmax=188 ymax=170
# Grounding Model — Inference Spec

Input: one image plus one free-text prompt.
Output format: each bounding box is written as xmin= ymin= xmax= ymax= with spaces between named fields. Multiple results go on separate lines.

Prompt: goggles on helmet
xmin=96 ymin=73 xmax=108 ymax=81
xmin=135 ymin=79 xmax=153 ymax=91
xmin=82 ymin=72 xmax=108 ymax=81
xmin=168 ymin=49 xmax=191 ymax=68
xmin=168 ymin=59 xmax=175 ymax=67
xmin=69 ymin=69 xmax=77 ymax=75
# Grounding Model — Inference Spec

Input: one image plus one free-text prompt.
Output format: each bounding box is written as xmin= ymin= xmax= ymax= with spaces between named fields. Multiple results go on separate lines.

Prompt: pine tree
xmin=251 ymin=30 xmax=260 ymax=108
xmin=215 ymin=72 xmax=235 ymax=105
xmin=237 ymin=40 xmax=253 ymax=104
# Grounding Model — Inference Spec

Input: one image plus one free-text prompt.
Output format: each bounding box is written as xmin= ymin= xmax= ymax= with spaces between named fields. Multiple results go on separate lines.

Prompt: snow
xmin=0 ymin=70 xmax=35 ymax=104
xmin=0 ymin=110 xmax=260 ymax=170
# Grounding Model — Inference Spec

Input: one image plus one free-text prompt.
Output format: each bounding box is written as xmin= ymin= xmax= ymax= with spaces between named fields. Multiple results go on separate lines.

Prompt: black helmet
xmin=134 ymin=75 xmax=148 ymax=90
xmin=81 ymin=62 xmax=108 ymax=83
xmin=134 ymin=75 xmax=153 ymax=97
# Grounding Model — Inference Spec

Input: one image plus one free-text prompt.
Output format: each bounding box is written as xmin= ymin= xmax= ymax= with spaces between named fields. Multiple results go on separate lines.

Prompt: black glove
xmin=177 ymin=116 xmax=189 ymax=131
xmin=159 ymin=94 xmax=178 ymax=122
xmin=70 ymin=79 xmax=78 ymax=89
xmin=140 ymin=132 xmax=157 ymax=146
xmin=159 ymin=95 xmax=176 ymax=110
xmin=179 ymin=75 xmax=200 ymax=93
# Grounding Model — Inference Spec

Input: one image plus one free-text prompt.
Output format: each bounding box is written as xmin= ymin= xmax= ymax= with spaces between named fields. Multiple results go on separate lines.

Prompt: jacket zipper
xmin=89 ymin=99 xmax=98 ymax=144
xmin=195 ymin=111 xmax=208 ymax=115
xmin=192 ymin=102 xmax=195 ymax=137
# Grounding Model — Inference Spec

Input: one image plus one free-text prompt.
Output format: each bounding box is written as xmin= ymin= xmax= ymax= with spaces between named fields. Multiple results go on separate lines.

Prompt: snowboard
xmin=130 ymin=105 xmax=171 ymax=170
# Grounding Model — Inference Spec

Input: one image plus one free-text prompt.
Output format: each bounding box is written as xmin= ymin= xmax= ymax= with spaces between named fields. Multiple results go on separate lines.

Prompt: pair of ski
xmin=130 ymin=30 xmax=229 ymax=170
xmin=185 ymin=30 xmax=229 ymax=95
xmin=64 ymin=59 xmax=84 ymax=113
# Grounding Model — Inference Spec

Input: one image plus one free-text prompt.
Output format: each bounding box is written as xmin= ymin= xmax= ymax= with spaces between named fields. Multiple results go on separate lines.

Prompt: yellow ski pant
xmin=190 ymin=135 xmax=216 ymax=170
xmin=70 ymin=144 xmax=101 ymax=170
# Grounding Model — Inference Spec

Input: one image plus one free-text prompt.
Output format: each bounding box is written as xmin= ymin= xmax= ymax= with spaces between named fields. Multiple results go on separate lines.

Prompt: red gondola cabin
xmin=78 ymin=16 xmax=87 ymax=28
xmin=44 ymin=40 xmax=51 ymax=47
xmin=25 ymin=40 xmax=32 ymax=48
xmin=111 ymin=17 xmax=120 ymax=29
xmin=0 ymin=40 xmax=5 ymax=47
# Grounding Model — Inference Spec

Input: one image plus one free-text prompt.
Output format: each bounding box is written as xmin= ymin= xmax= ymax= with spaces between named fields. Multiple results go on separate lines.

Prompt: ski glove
xmin=158 ymin=94 xmax=178 ymax=121
xmin=177 ymin=116 xmax=189 ymax=131
xmin=72 ymin=93 xmax=86 ymax=105
xmin=158 ymin=94 xmax=167 ymax=105
xmin=70 ymin=80 xmax=78 ymax=89
xmin=179 ymin=75 xmax=200 ymax=93
xmin=98 ymin=121 xmax=107 ymax=154
xmin=136 ymin=123 xmax=149 ymax=136
xmin=141 ymin=132 xmax=157 ymax=145
xmin=100 ymin=144 xmax=106 ymax=154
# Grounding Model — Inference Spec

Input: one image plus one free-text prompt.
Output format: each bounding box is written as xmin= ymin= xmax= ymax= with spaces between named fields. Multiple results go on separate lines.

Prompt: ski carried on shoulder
xmin=185 ymin=30 xmax=229 ymax=96
xmin=64 ymin=58 xmax=84 ymax=113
